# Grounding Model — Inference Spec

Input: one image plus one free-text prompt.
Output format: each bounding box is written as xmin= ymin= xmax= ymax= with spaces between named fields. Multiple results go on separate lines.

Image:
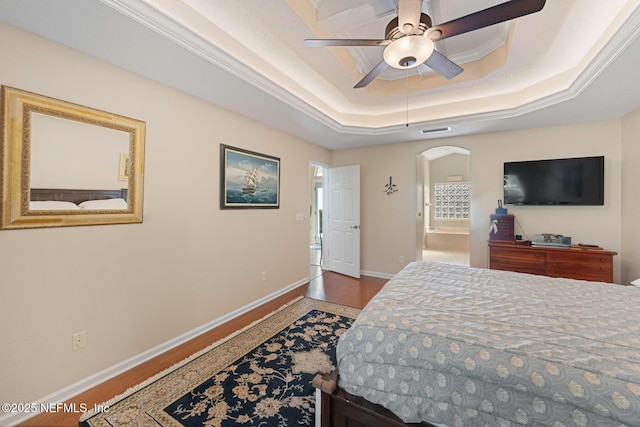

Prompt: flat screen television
xmin=503 ymin=156 xmax=604 ymax=205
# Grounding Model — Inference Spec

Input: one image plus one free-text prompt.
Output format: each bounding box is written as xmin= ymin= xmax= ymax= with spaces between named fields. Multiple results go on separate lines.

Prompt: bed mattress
xmin=336 ymin=262 xmax=640 ymax=426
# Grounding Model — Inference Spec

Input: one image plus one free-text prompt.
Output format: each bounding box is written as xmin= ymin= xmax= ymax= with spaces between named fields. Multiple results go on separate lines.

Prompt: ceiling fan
xmin=304 ymin=0 xmax=546 ymax=88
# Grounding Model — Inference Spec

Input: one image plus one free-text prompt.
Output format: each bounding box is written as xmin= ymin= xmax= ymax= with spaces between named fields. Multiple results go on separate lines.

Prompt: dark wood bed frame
xmin=315 ymin=371 xmax=437 ymax=427
xmin=30 ymin=188 xmax=128 ymax=205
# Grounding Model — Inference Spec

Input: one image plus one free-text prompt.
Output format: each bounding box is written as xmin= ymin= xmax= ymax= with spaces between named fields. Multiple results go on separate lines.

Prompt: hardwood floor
xmin=17 ymin=271 xmax=388 ymax=427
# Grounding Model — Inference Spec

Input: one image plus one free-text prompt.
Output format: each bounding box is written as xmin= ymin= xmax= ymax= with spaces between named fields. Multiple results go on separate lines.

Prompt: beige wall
xmin=332 ymin=120 xmax=624 ymax=279
xmin=0 ymin=23 xmax=330 ymax=406
xmin=621 ymin=107 xmax=640 ymax=283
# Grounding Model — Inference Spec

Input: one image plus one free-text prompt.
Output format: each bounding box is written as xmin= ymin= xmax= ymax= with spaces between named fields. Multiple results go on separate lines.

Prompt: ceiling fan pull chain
xmin=406 ymin=69 xmax=410 ymax=127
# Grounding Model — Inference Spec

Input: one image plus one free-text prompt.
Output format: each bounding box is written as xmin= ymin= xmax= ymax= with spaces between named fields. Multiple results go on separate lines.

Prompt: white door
xmin=324 ymin=165 xmax=360 ymax=278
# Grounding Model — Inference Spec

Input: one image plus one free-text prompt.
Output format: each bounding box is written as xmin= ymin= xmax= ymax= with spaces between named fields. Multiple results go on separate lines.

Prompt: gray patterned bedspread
xmin=336 ymin=262 xmax=640 ymax=426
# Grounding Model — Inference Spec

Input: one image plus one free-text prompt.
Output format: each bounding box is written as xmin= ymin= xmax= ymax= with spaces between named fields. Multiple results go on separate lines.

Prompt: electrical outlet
xmin=399 ymin=256 xmax=404 ymax=264
xmin=72 ymin=330 xmax=87 ymax=351
xmin=261 ymin=271 xmax=267 ymax=282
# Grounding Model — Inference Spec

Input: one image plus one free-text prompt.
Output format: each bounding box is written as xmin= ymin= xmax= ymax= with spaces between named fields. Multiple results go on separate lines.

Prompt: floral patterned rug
xmin=79 ymin=298 xmax=360 ymax=427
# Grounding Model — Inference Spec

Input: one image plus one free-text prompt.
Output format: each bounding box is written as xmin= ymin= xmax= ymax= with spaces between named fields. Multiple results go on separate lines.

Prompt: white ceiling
xmin=1 ymin=0 xmax=640 ymax=150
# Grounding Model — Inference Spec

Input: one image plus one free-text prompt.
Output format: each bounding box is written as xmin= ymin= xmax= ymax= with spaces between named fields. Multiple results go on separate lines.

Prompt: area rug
xmin=79 ymin=297 xmax=360 ymax=427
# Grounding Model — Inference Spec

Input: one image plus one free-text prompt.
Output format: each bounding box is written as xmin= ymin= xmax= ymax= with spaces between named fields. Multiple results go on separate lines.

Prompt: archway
xmin=417 ymin=146 xmax=471 ymax=265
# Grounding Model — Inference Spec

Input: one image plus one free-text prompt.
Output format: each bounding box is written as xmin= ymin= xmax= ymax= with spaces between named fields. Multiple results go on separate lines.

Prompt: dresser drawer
xmin=490 ymin=247 xmax=546 ymax=275
xmin=546 ymin=251 xmax=613 ymax=282
xmin=490 ymin=247 xmax=546 ymax=266
xmin=488 ymin=243 xmax=617 ymax=283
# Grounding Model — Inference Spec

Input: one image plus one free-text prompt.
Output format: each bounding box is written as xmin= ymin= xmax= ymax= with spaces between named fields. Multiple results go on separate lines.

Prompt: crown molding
xmin=100 ymin=0 xmax=640 ymax=137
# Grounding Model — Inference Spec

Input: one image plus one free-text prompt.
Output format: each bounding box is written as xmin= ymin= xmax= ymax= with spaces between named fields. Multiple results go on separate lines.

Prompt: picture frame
xmin=220 ymin=144 xmax=280 ymax=209
xmin=119 ymin=152 xmax=129 ymax=181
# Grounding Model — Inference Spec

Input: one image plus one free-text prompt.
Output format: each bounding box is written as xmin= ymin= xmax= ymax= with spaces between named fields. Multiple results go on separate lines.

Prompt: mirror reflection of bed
xmin=29 ymin=188 xmax=128 ymax=211
xmin=1 ymin=86 xmax=145 ymax=229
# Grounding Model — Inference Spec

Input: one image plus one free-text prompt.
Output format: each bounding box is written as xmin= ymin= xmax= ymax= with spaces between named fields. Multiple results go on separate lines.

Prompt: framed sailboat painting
xmin=220 ymin=144 xmax=280 ymax=209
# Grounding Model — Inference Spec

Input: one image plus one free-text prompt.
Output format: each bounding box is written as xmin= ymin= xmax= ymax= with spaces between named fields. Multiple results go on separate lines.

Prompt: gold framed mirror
xmin=1 ymin=86 xmax=145 ymax=229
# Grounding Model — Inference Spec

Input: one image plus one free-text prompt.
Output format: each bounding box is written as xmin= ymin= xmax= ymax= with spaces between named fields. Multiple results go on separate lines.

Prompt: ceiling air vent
xmin=421 ymin=127 xmax=451 ymax=134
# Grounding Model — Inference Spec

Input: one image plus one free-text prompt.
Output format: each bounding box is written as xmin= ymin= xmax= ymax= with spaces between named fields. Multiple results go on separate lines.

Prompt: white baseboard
xmin=0 ymin=278 xmax=309 ymax=427
xmin=361 ymin=269 xmax=394 ymax=279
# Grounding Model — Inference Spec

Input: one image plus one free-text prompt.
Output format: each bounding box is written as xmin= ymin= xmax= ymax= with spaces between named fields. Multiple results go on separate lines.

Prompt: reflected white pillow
xmin=30 ymin=201 xmax=81 ymax=210
xmin=78 ymin=198 xmax=127 ymax=210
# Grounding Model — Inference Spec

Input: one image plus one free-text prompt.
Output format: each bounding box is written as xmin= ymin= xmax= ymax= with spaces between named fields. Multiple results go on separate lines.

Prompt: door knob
xmin=349 ymin=225 xmax=360 ymax=229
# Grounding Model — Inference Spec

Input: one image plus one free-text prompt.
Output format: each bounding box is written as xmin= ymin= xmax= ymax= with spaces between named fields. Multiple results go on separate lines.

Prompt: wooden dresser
xmin=488 ymin=242 xmax=617 ymax=283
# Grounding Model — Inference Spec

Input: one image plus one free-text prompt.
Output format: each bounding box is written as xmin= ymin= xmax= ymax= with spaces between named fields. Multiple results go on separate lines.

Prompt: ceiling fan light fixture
xmin=305 ymin=0 xmax=546 ymax=87
xmin=383 ymin=36 xmax=434 ymax=70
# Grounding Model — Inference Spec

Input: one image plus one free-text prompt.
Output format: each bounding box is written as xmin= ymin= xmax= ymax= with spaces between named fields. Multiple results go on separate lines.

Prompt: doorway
xmin=309 ymin=163 xmax=362 ymax=280
xmin=309 ymin=164 xmax=324 ymax=281
xmin=418 ymin=147 xmax=471 ymax=266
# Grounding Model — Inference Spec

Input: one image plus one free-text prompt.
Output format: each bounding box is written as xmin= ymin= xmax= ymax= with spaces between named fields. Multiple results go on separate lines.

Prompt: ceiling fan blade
xmin=424 ymin=51 xmax=463 ymax=79
xmin=398 ymin=0 xmax=422 ymax=35
xmin=304 ymin=39 xmax=390 ymax=47
xmin=354 ymin=60 xmax=389 ymax=88
xmin=426 ymin=0 xmax=546 ymax=42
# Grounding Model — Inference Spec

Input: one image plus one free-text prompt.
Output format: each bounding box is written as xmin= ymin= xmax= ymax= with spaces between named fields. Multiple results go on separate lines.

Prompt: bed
xmin=29 ymin=188 xmax=128 ymax=210
xmin=321 ymin=261 xmax=640 ymax=426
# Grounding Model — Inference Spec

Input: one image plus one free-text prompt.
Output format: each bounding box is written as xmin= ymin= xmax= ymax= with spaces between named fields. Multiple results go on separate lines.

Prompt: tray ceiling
xmin=1 ymin=0 xmax=639 ymax=149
